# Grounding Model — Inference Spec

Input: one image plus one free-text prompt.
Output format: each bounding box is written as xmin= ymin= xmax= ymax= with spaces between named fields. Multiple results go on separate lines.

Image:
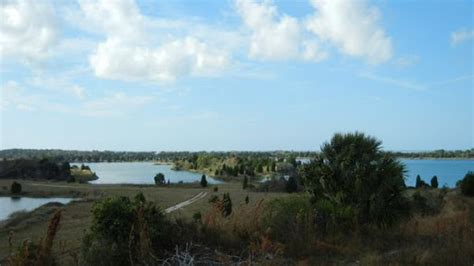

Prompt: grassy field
xmin=0 ymin=179 xmax=287 ymax=264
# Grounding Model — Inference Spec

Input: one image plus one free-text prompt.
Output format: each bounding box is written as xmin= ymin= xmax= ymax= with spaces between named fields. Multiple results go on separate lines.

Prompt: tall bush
xmin=11 ymin=181 xmax=22 ymax=194
xmin=461 ymin=171 xmax=474 ymax=196
xmin=301 ymin=132 xmax=408 ymax=226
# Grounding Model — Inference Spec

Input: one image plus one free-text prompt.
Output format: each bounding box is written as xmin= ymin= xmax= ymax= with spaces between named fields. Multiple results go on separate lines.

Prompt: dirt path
xmin=165 ymin=191 xmax=208 ymax=213
xmin=27 ymin=182 xmax=207 ymax=213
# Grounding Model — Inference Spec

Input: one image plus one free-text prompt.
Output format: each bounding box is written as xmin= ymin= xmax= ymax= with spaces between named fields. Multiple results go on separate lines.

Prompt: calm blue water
xmin=401 ymin=159 xmax=473 ymax=187
xmin=73 ymin=162 xmax=221 ymax=185
xmin=0 ymin=197 xmax=73 ymax=221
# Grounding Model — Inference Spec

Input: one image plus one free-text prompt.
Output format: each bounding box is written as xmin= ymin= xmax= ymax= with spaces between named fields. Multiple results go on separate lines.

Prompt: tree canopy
xmin=301 ymin=132 xmax=408 ymax=226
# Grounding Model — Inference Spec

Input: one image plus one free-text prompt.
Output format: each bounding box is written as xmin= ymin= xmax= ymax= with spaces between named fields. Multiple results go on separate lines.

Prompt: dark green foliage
xmin=11 ymin=181 xmax=22 ymax=194
xmin=262 ymin=196 xmax=315 ymax=256
xmin=82 ymin=193 xmax=172 ymax=266
xmin=193 ymin=212 xmax=202 ymax=222
xmin=200 ymin=174 xmax=208 ymax=187
xmin=242 ymin=175 xmax=248 ymax=189
xmin=60 ymin=162 xmax=71 ymax=176
xmin=154 ymin=172 xmax=165 ymax=185
xmin=245 ymin=195 xmax=249 ymax=204
xmin=208 ymin=195 xmax=219 ymax=203
xmin=416 ymin=175 xmax=428 ymax=188
xmin=431 ymin=175 xmax=439 ymax=188
xmin=0 ymin=159 xmax=70 ymax=180
xmin=222 ymin=193 xmax=232 ymax=217
xmin=213 ymin=186 xmax=218 ymax=192
xmin=286 ymin=176 xmax=298 ymax=193
xmin=461 ymin=171 xmax=474 ymax=196
xmin=301 ymin=132 xmax=408 ymax=226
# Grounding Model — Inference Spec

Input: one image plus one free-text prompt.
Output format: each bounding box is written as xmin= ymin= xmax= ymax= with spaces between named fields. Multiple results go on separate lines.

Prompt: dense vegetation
xmin=3 ymin=132 xmax=473 ymax=265
xmin=461 ymin=171 xmax=474 ymax=196
xmin=0 ymin=159 xmax=71 ymax=181
xmin=393 ymin=149 xmax=474 ymax=158
xmin=2 ymin=148 xmax=471 ymax=164
xmin=301 ymin=132 xmax=408 ymax=226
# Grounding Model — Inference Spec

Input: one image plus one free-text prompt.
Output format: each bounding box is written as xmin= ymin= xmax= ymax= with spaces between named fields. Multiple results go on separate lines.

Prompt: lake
xmin=298 ymin=158 xmax=472 ymax=187
xmin=0 ymin=197 xmax=73 ymax=221
xmin=401 ymin=159 xmax=472 ymax=187
xmin=73 ymin=162 xmax=221 ymax=185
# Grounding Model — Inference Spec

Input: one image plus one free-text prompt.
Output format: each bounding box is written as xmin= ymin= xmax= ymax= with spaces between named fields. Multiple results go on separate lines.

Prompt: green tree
xmin=61 ymin=161 xmax=71 ymax=176
xmin=11 ymin=181 xmax=22 ymax=194
xmin=286 ymin=176 xmax=298 ymax=193
xmin=430 ymin=175 xmax=439 ymax=188
xmin=222 ymin=193 xmax=232 ymax=217
xmin=416 ymin=175 xmax=424 ymax=188
xmin=271 ymin=161 xmax=276 ymax=172
xmin=301 ymin=132 xmax=407 ymax=226
xmin=242 ymin=175 xmax=248 ymax=189
xmin=200 ymin=174 xmax=208 ymax=187
xmin=256 ymin=164 xmax=263 ymax=173
xmin=154 ymin=173 xmax=165 ymax=185
xmin=461 ymin=171 xmax=474 ymax=197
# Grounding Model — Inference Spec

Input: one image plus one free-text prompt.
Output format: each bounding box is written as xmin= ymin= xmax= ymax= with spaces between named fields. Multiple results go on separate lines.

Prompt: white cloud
xmin=0 ymin=0 xmax=58 ymax=62
xmin=451 ymin=29 xmax=474 ymax=45
xmin=1 ymin=80 xmax=38 ymax=111
xmin=79 ymin=0 xmax=229 ymax=82
xmin=235 ymin=0 xmax=326 ymax=61
xmin=306 ymin=0 xmax=392 ymax=64
xmin=90 ymin=37 xmax=228 ymax=82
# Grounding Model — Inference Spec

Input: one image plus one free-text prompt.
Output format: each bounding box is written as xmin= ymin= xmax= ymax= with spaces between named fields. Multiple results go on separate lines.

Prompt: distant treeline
xmin=0 ymin=158 xmax=71 ymax=180
xmin=392 ymin=149 xmax=474 ymax=159
xmin=0 ymin=148 xmax=472 ymax=163
xmin=0 ymin=149 xmax=157 ymax=162
xmin=0 ymin=149 xmax=318 ymax=162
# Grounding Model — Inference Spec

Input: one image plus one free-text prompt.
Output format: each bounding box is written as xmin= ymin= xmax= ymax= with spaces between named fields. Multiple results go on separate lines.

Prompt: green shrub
xmin=81 ymin=193 xmax=173 ymax=265
xmin=193 ymin=212 xmax=202 ymax=222
xmin=430 ymin=175 xmax=439 ymax=188
xmin=262 ymin=196 xmax=316 ymax=256
xmin=200 ymin=174 xmax=208 ymax=187
xmin=416 ymin=175 xmax=428 ymax=188
xmin=286 ymin=176 xmax=298 ymax=193
xmin=460 ymin=171 xmax=474 ymax=197
xmin=11 ymin=181 xmax=22 ymax=194
xmin=301 ymin=132 xmax=408 ymax=226
xmin=222 ymin=193 xmax=232 ymax=217
xmin=154 ymin=173 xmax=165 ymax=185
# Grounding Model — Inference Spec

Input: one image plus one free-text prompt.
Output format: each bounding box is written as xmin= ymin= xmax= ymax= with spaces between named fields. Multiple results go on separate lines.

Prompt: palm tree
xmin=301 ymin=132 xmax=407 ymax=226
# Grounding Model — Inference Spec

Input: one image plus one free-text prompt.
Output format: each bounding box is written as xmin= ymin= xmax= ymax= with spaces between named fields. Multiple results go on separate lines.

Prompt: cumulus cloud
xmin=451 ymin=29 xmax=474 ymax=45
xmin=90 ymin=37 xmax=228 ymax=82
xmin=0 ymin=0 xmax=58 ymax=62
xmin=79 ymin=0 xmax=229 ymax=82
xmin=235 ymin=0 xmax=326 ymax=61
xmin=306 ymin=0 xmax=393 ymax=64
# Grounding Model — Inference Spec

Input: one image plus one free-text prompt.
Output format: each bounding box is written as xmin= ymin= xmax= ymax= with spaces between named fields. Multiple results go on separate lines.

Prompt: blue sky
xmin=0 ymin=0 xmax=472 ymax=151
